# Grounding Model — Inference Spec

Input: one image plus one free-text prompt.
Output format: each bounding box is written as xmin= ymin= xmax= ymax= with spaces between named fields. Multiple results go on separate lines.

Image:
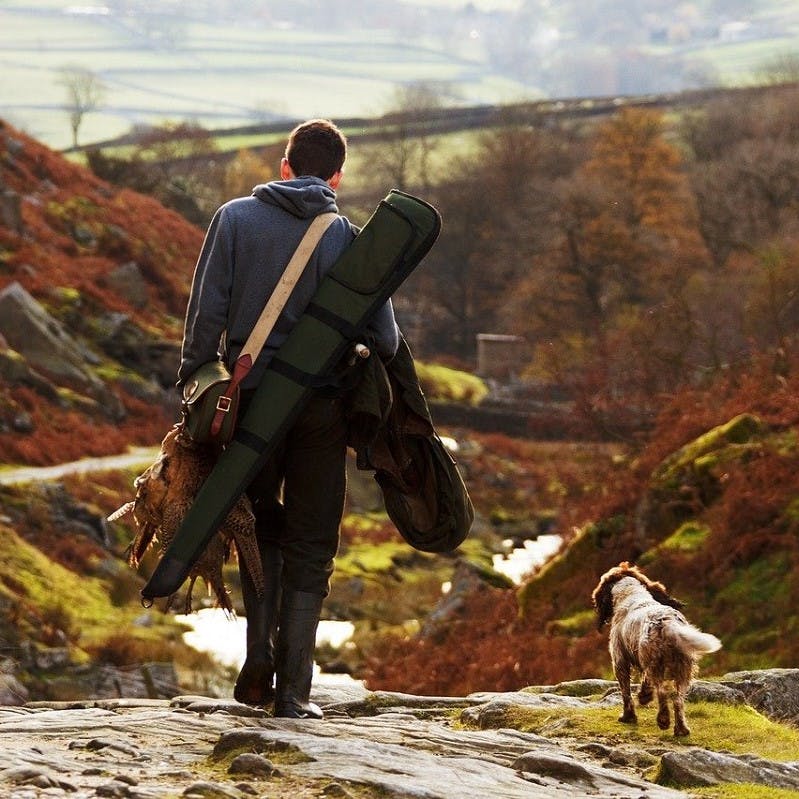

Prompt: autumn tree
xmin=508 ymin=108 xmax=709 ymax=415
xmin=684 ymin=87 xmax=799 ymax=268
xmin=222 ymin=148 xmax=277 ymax=200
xmin=87 ymin=122 xmax=224 ymax=225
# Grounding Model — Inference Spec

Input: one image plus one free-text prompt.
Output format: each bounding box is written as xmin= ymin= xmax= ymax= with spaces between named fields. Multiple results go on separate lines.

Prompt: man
xmin=178 ymin=119 xmax=399 ymax=718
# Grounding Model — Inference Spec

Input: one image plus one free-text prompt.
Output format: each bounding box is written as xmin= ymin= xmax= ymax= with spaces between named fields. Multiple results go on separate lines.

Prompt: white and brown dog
xmin=592 ymin=561 xmax=721 ymax=736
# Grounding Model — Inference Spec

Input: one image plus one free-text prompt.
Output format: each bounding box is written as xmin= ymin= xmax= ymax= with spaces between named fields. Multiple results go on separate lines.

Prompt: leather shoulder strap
xmin=239 ymin=212 xmax=337 ymax=362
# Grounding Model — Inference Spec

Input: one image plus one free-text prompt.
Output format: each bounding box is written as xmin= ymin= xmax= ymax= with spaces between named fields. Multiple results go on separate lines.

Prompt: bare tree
xmin=365 ymin=81 xmax=451 ymax=193
xmin=58 ymin=66 xmax=106 ymax=149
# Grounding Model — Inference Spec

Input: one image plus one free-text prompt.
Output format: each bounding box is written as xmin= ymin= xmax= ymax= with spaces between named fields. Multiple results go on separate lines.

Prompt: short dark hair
xmin=285 ymin=119 xmax=347 ymax=180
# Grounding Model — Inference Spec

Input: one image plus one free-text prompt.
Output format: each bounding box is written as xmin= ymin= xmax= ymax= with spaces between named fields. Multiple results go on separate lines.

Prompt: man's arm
xmin=177 ymin=206 xmax=235 ymax=387
xmin=367 ymin=299 xmax=400 ymax=360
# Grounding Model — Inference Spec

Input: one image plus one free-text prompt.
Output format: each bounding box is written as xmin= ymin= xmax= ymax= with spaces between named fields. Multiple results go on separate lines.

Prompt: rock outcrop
xmin=720 ymin=668 xmax=799 ymax=724
xmin=1 ymin=672 xmax=797 ymax=799
xmin=0 ymin=282 xmax=104 ymax=391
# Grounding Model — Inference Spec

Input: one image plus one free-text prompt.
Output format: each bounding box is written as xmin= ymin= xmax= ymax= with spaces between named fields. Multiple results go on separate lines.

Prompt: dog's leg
xmin=656 ymin=682 xmax=671 ymax=730
xmin=614 ymin=660 xmax=637 ymax=724
xmin=673 ymin=686 xmax=690 ymax=736
xmin=638 ymin=676 xmax=654 ymax=706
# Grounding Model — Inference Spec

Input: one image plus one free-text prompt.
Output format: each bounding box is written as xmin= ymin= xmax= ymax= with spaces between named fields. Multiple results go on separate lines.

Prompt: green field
xmin=1 ymin=0 xmax=797 ymax=152
xmin=0 ymin=1 xmax=531 ymax=150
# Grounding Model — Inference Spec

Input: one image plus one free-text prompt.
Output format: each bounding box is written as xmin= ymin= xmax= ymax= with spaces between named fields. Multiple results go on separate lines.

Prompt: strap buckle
xmin=215 ymin=395 xmax=233 ymax=413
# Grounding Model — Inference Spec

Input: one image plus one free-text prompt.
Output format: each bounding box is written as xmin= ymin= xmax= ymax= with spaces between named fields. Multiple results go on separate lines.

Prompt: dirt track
xmin=0 ymin=447 xmax=158 ymax=486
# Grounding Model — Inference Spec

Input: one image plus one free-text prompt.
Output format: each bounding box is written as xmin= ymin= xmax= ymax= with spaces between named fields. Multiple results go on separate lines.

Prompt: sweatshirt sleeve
xmin=367 ymin=298 xmax=400 ymax=360
xmin=177 ymin=206 xmax=235 ymax=387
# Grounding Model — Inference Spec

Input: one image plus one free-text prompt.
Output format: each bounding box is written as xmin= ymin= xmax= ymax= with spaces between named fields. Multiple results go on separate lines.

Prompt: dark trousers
xmin=240 ymin=391 xmax=348 ymax=597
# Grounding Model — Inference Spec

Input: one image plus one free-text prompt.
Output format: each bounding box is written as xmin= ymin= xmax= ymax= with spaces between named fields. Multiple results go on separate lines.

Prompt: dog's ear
xmin=628 ymin=564 xmax=685 ymax=610
xmin=591 ymin=577 xmax=615 ymax=629
xmin=645 ymin=581 xmax=685 ymax=610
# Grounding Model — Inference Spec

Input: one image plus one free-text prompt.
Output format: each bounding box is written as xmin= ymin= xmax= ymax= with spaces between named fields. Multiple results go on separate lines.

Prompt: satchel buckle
xmin=216 ymin=395 xmax=233 ymax=413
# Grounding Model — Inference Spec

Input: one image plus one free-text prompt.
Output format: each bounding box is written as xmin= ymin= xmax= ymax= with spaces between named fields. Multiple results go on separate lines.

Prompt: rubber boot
xmin=234 ymin=544 xmax=282 ymax=705
xmin=274 ymin=590 xmax=324 ymax=719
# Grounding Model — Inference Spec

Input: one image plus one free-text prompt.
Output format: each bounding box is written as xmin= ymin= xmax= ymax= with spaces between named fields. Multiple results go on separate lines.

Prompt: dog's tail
xmin=670 ymin=622 xmax=722 ymax=656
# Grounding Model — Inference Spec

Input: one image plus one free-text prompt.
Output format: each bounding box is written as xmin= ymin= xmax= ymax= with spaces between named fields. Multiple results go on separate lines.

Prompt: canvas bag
xmin=180 ymin=212 xmax=337 ymax=446
xmin=349 ymin=337 xmax=474 ymax=553
xmin=377 ymin=432 xmax=474 ymax=553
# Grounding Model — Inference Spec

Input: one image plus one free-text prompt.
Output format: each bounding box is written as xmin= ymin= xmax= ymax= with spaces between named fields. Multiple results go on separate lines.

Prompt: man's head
xmin=281 ymin=119 xmax=346 ymax=187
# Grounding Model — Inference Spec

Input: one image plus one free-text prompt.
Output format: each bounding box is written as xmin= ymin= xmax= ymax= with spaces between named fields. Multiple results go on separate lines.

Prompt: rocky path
xmin=2 ymin=672 xmax=799 ymax=799
xmin=0 ymin=686 xmax=683 ymax=799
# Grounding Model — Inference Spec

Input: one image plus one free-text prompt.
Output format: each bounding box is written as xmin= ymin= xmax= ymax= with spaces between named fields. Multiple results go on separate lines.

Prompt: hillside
xmin=1 ymin=112 xmax=798 ymax=727
xmin=0 ymin=118 xmax=202 ymax=465
xmin=366 ymin=354 xmax=799 ymax=694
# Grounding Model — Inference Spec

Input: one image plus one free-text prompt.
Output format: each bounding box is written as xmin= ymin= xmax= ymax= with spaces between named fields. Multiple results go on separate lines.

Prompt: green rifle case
xmin=142 ymin=189 xmax=441 ymax=601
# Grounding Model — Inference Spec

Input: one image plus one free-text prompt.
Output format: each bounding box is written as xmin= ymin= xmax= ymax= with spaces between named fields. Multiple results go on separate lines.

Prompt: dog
xmin=591 ymin=561 xmax=721 ymax=736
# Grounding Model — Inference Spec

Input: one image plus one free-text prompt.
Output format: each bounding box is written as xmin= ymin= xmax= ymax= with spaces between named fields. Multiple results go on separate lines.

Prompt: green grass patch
xmin=659 ymin=521 xmax=711 ymax=553
xmin=716 ymin=553 xmax=791 ymax=615
xmin=690 ymin=786 xmax=799 ymax=799
xmin=471 ymin=701 xmax=799 ymax=762
xmin=414 ymin=361 xmax=488 ymax=405
xmin=546 ymin=608 xmax=596 ymax=637
xmin=336 ymin=539 xmax=431 ymax=577
xmin=0 ymin=522 xmax=188 ymax=657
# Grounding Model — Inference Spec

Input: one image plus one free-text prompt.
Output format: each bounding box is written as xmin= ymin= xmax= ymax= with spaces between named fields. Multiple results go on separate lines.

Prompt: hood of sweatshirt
xmin=252 ymin=177 xmax=339 ymax=219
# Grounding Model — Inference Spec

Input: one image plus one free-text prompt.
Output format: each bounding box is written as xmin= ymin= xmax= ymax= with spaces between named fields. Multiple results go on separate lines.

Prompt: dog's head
xmin=591 ymin=561 xmax=684 ymax=629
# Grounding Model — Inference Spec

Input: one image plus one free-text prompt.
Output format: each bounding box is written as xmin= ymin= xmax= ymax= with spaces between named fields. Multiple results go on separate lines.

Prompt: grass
xmin=658 ymin=521 xmax=711 ymax=553
xmin=472 ymin=701 xmax=799 ymax=763
xmin=336 ymin=539 xmax=430 ymax=576
xmin=0 ymin=518 xmax=193 ymax=664
xmin=688 ymin=36 xmax=799 ymax=83
xmin=415 ymin=360 xmax=489 ymax=405
xmin=0 ymin=5 xmax=522 ymax=150
xmin=690 ymin=787 xmax=799 ymax=799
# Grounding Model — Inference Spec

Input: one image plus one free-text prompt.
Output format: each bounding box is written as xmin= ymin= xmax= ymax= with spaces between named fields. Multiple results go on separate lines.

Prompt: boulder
xmin=659 ymin=749 xmax=799 ymax=790
xmin=0 ymin=671 xmax=29 ymax=705
xmin=721 ymin=669 xmax=799 ymax=724
xmin=0 ymin=282 xmax=103 ymax=391
xmin=105 ymin=262 xmax=148 ymax=308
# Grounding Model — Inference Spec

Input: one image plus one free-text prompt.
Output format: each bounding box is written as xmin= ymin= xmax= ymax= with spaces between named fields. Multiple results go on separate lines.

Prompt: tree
xmin=758 ymin=52 xmax=799 ymax=85
xmin=684 ymin=87 xmax=799 ymax=266
xmin=507 ymin=108 xmax=710 ymax=411
xmin=58 ymin=66 xmax=106 ymax=149
xmin=402 ymin=123 xmax=563 ymax=358
xmin=87 ymin=122 xmax=229 ymax=226
xmin=363 ymin=81 xmax=451 ymax=193
xmin=520 ymin=109 xmax=703 ymax=334
xmin=222 ymin=148 xmax=276 ymax=200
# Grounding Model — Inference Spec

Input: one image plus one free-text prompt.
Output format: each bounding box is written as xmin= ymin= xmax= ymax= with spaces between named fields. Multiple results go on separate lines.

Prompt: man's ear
xmin=327 ymin=170 xmax=343 ymax=190
xmin=280 ymin=158 xmax=294 ymax=180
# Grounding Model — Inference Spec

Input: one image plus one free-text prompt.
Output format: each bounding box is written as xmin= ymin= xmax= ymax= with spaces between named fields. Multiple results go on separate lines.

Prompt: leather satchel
xmin=180 ymin=212 xmax=337 ymax=446
xmin=181 ymin=360 xmax=239 ymax=445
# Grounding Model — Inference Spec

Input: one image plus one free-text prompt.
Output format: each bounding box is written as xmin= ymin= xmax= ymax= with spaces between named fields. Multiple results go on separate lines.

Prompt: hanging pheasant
xmin=109 ymin=425 xmax=264 ymax=613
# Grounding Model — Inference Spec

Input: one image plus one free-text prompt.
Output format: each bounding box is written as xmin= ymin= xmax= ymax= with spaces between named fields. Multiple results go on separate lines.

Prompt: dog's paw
xmin=656 ymin=709 xmax=671 ymax=730
xmin=673 ymin=723 xmax=691 ymax=737
xmin=638 ymin=684 xmax=654 ymax=706
xmin=618 ymin=710 xmax=637 ymax=724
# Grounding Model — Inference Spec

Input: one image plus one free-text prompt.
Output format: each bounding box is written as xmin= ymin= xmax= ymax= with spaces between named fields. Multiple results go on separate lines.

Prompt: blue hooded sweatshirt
xmin=178 ymin=177 xmax=400 ymax=391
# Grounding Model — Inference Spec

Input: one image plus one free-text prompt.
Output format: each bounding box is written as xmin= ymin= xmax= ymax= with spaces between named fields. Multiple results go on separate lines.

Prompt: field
xmin=1 ymin=0 xmax=798 ymax=152
xmin=0 ymin=1 xmax=530 ymax=150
